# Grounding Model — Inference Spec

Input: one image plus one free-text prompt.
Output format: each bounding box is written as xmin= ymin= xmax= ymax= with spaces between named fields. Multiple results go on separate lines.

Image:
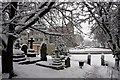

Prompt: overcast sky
xmin=80 ymin=22 xmax=93 ymax=41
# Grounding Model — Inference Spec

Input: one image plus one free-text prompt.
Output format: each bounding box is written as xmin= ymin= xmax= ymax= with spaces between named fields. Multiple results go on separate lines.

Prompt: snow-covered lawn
xmin=10 ymin=61 xmax=110 ymax=78
xmin=71 ymin=54 xmax=115 ymax=66
xmin=69 ymin=48 xmax=112 ymax=54
xmin=2 ymin=54 xmax=119 ymax=79
xmin=1 ymin=48 xmax=120 ymax=79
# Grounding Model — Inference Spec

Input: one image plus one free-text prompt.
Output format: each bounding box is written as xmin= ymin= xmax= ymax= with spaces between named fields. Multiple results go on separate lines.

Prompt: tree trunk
xmin=2 ymin=2 xmax=17 ymax=73
xmin=2 ymin=35 xmax=15 ymax=73
xmin=114 ymin=3 xmax=120 ymax=71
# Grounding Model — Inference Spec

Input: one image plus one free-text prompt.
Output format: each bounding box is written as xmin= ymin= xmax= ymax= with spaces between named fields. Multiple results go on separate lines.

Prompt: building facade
xmin=19 ymin=22 xmax=77 ymax=53
xmin=49 ymin=22 xmax=77 ymax=47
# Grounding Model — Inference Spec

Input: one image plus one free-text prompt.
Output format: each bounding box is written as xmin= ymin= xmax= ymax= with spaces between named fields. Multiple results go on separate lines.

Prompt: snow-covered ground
xmin=1 ymin=48 xmax=120 ymax=79
xmin=2 ymin=54 xmax=119 ymax=79
xmin=69 ymin=48 xmax=112 ymax=54
xmin=71 ymin=54 xmax=115 ymax=66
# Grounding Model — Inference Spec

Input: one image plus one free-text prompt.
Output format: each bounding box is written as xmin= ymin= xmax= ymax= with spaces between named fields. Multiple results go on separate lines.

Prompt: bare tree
xmin=81 ymin=2 xmax=120 ymax=69
xmin=2 ymin=1 xmax=120 ymax=78
xmin=1 ymin=2 xmax=85 ymax=77
xmin=1 ymin=1 xmax=55 ymax=78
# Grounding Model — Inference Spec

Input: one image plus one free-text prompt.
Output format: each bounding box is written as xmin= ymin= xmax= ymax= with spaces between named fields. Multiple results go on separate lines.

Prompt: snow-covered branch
xmin=30 ymin=26 xmax=63 ymax=36
xmin=15 ymin=1 xmax=55 ymax=34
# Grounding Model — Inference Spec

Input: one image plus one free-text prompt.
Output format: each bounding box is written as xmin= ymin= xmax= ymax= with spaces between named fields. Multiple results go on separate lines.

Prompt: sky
xmin=76 ymin=22 xmax=93 ymax=41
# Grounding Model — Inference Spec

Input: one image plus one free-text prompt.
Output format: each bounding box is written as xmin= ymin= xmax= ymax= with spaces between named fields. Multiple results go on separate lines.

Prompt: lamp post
xmin=26 ymin=29 xmax=30 ymax=46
